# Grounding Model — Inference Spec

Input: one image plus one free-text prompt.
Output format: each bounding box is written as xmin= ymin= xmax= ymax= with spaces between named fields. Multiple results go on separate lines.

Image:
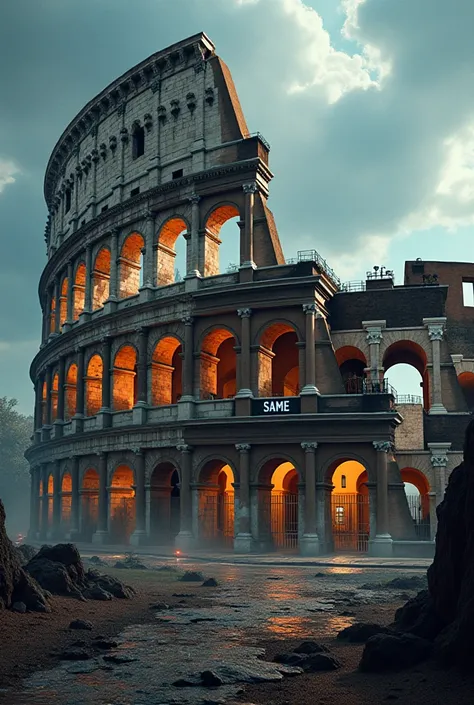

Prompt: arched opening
xmin=270 ymin=461 xmax=299 ymax=550
xmin=458 ymin=372 xmax=474 ymax=411
xmin=335 ymin=346 xmax=367 ymax=394
xmin=92 ymin=247 xmax=111 ymax=310
xmin=119 ymin=232 xmax=144 ymax=299
xmin=49 ymin=296 xmax=56 ymax=334
xmin=383 ymin=341 xmax=429 ymax=409
xmin=132 ymin=124 xmax=145 ymax=159
xmin=47 ymin=473 xmax=54 ymax=530
xmin=65 ymin=363 xmax=77 ymax=421
xmin=81 ymin=468 xmax=99 ymax=542
xmin=200 ymin=328 xmax=237 ymax=400
xmin=156 ymin=218 xmax=188 ymax=286
xmin=400 ymin=467 xmax=431 ymax=540
xmin=203 ymin=204 xmax=240 ymax=277
xmin=59 ymin=277 xmax=68 ymax=328
xmin=42 ymin=381 xmax=47 ymax=425
xmin=109 ymin=465 xmax=136 ymax=544
xmin=85 ymin=354 xmax=103 ymax=417
xmin=330 ymin=460 xmax=369 ymax=553
xmin=258 ymin=323 xmax=299 ymax=397
xmin=51 ymin=373 xmax=59 ymax=422
xmin=73 ymin=263 xmax=86 ymax=321
xmin=151 ymin=337 xmax=182 ymax=406
xmin=112 ymin=345 xmax=137 ymax=411
xmin=61 ymin=473 xmax=72 ymax=534
xmin=149 ymin=463 xmax=181 ymax=544
xmin=197 ymin=460 xmax=235 ymax=546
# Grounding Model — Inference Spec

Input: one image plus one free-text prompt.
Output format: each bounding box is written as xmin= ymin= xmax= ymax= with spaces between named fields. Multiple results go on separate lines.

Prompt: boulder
xmin=273 ymin=653 xmax=306 ymax=666
xmin=301 ymin=653 xmax=341 ymax=672
xmin=85 ymin=569 xmax=134 ymax=599
xmin=0 ymin=499 xmax=49 ymax=613
xmin=69 ymin=619 xmax=93 ymax=630
xmin=294 ymin=641 xmax=329 ymax=655
xmin=180 ymin=570 xmax=204 ymax=582
xmin=12 ymin=601 xmax=27 ymax=613
xmin=359 ymin=633 xmax=432 ymax=672
xmin=58 ymin=649 xmax=92 ymax=661
xmin=15 ymin=544 xmax=37 ymax=565
xmin=83 ymin=586 xmax=113 ymax=601
xmin=338 ymin=622 xmax=394 ymax=643
xmin=385 ymin=576 xmax=427 ymax=591
xmin=149 ymin=601 xmax=169 ymax=611
xmin=202 ymin=578 xmax=218 ymax=587
xmin=201 ymin=670 xmax=223 ymax=687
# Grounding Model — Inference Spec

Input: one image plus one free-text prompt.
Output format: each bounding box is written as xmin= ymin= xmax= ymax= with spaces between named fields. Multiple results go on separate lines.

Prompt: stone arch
xmin=156 ymin=217 xmax=189 ymax=286
xmin=61 ymin=472 xmax=72 ymax=531
xmin=199 ymin=327 xmax=237 ymax=400
xmin=51 ymin=372 xmax=59 ymax=422
xmin=149 ymin=461 xmax=181 ymax=544
xmin=65 ymin=362 xmax=77 ymax=421
xmin=81 ymin=467 xmax=99 ymax=541
xmin=196 ymin=458 xmax=235 ymax=547
xmin=92 ymin=247 xmax=111 ymax=310
xmin=257 ymin=321 xmax=300 ymax=397
xmin=49 ymin=293 xmax=56 ymax=334
xmin=335 ymin=345 xmax=367 ymax=394
xmin=112 ymin=345 xmax=137 ymax=411
xmin=383 ymin=340 xmax=429 ymax=410
xmin=109 ymin=464 xmax=136 ymax=543
xmin=257 ymin=456 xmax=301 ymax=551
xmin=202 ymin=202 xmax=241 ymax=277
xmin=85 ymin=354 xmax=103 ymax=417
xmin=151 ymin=336 xmax=182 ymax=406
xmin=41 ymin=379 xmax=47 ymax=425
xmin=119 ymin=231 xmax=144 ymax=299
xmin=59 ymin=275 xmax=68 ymax=328
xmin=458 ymin=372 xmax=474 ymax=411
xmin=73 ymin=261 xmax=86 ymax=320
xmin=400 ymin=466 xmax=431 ymax=527
xmin=328 ymin=458 xmax=370 ymax=553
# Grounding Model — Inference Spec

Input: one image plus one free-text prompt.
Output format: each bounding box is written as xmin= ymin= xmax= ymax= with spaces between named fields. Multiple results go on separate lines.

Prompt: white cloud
xmin=0 ymin=158 xmax=19 ymax=194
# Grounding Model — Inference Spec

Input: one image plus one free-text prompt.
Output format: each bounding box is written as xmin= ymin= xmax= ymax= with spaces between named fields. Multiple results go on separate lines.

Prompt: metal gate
xmin=271 ymin=493 xmax=298 ymax=549
xmin=331 ymin=493 xmax=369 ymax=552
xmin=82 ymin=494 xmax=98 ymax=542
xmin=199 ymin=493 xmax=234 ymax=547
xmin=406 ymin=493 xmax=431 ymax=541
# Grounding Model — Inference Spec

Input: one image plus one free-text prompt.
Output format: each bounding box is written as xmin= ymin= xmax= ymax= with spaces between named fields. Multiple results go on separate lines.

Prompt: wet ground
xmin=3 ymin=557 xmax=426 ymax=705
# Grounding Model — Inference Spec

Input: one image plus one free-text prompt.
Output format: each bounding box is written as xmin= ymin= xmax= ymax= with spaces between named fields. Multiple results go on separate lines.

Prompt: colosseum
xmin=26 ymin=32 xmax=472 ymax=558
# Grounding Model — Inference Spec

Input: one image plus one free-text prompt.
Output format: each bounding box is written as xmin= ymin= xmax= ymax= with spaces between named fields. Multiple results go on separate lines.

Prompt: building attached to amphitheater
xmin=26 ymin=33 xmax=474 ymax=558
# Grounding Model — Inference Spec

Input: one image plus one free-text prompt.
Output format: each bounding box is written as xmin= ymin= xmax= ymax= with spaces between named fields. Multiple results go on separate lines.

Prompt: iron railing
xmin=363 ymin=378 xmax=396 ymax=396
xmin=395 ymin=394 xmax=423 ymax=405
xmin=285 ymin=250 xmax=341 ymax=288
xmin=340 ymin=280 xmax=366 ymax=292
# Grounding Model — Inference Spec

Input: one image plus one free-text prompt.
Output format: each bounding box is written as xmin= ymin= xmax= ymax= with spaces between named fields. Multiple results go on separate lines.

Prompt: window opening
xmin=65 ymin=189 xmax=71 ymax=213
xmin=132 ymin=126 xmax=145 ymax=159
xmin=172 ymin=169 xmax=183 ymax=180
xmin=130 ymin=187 xmax=140 ymax=197
xmin=462 ymin=281 xmax=474 ymax=307
xmin=341 ymin=475 xmax=346 ymax=488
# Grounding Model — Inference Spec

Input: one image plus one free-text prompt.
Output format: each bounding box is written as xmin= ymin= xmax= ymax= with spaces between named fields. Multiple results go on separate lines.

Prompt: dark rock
xmin=25 ymin=543 xmax=85 ymax=597
xmin=16 ymin=544 xmax=37 ymax=565
xmin=301 ymin=653 xmax=341 ymax=672
xmin=386 ymin=576 xmax=427 ymax=591
xmin=315 ymin=572 xmax=329 ymax=578
xmin=113 ymin=554 xmax=148 ymax=570
xmin=266 ymin=576 xmax=283 ymax=580
xmin=103 ymin=653 xmax=137 ymax=664
xmin=0 ymin=499 xmax=49 ymax=613
xmin=86 ymin=569 xmax=134 ymax=599
xmin=340 ymin=611 xmax=355 ymax=617
xmin=59 ymin=649 xmax=92 ymax=661
xmin=202 ymin=578 xmax=218 ymax=587
xmin=201 ymin=670 xmax=223 ymax=687
xmin=173 ymin=678 xmax=197 ymax=687
xmin=294 ymin=641 xmax=329 ymax=655
xmin=12 ymin=601 xmax=26 ymax=613
xmin=149 ymin=601 xmax=169 ymax=611
xmin=69 ymin=619 xmax=93 ymax=630
xmin=180 ymin=570 xmax=204 ymax=582
xmin=273 ymin=653 xmax=306 ymax=666
xmin=83 ymin=586 xmax=113 ymax=601
xmin=172 ymin=592 xmax=196 ymax=597
xmin=338 ymin=622 xmax=394 ymax=643
xmin=93 ymin=639 xmax=118 ymax=650
xmin=190 ymin=617 xmax=217 ymax=623
xmin=359 ymin=633 xmax=433 ymax=672
xmin=392 ymin=590 xmax=443 ymax=641
xmin=88 ymin=556 xmax=106 ymax=565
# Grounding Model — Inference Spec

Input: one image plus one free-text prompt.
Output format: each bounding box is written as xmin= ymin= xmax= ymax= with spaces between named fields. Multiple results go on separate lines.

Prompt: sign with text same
xmin=251 ymin=397 xmax=301 ymax=416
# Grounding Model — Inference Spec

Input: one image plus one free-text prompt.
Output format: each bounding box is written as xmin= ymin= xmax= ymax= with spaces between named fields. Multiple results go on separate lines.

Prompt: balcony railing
xmin=395 ymin=394 xmax=423 ymax=405
xmin=363 ymin=378 xmax=397 ymax=396
xmin=286 ymin=249 xmax=341 ymax=288
xmin=340 ymin=280 xmax=366 ymax=293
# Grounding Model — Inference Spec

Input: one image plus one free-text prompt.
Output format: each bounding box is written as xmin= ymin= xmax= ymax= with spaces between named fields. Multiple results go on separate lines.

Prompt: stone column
xmin=133 ymin=327 xmax=149 ymax=424
xmin=140 ymin=212 xmax=155 ymax=298
xmin=366 ymin=482 xmax=377 ymax=540
xmin=187 ymin=195 xmax=201 ymax=277
xmin=241 ymin=183 xmax=257 ymax=267
xmin=69 ymin=455 xmax=80 ymax=539
xmin=429 ymin=443 xmax=451 ymax=504
xmin=93 ymin=452 xmax=109 ymax=544
xmin=363 ymin=320 xmax=386 ymax=388
xmin=301 ymin=304 xmax=319 ymax=395
xmin=236 ymin=308 xmax=252 ymax=399
xmin=369 ymin=441 xmax=393 ymax=556
xmin=53 ymin=356 xmax=66 ymax=438
xmin=428 ymin=491 xmax=438 ymax=541
xmin=42 ymin=366 xmax=53 ymax=441
xmin=315 ymin=482 xmax=333 ymax=553
xmin=96 ymin=336 xmax=112 ymax=429
xmin=300 ymin=442 xmax=320 ymax=555
xmin=64 ymin=259 xmax=74 ymax=330
xmin=28 ymin=467 xmax=40 ymax=540
xmin=106 ymin=228 xmax=119 ymax=307
xmin=40 ymin=464 xmax=49 ymax=540
xmin=52 ymin=460 xmax=61 ymax=538
xmin=80 ymin=244 xmax=92 ymax=321
xmin=131 ymin=449 xmax=147 ymax=546
xmin=424 ymin=318 xmax=447 ymax=414
xmin=234 ymin=443 xmax=252 ymax=552
xmin=178 ymin=316 xmax=195 ymax=420
xmin=54 ymin=277 xmax=61 ymax=334
xmin=175 ymin=444 xmax=194 ymax=549
xmin=72 ymin=346 xmax=85 ymax=433
xmin=34 ymin=374 xmax=44 ymax=441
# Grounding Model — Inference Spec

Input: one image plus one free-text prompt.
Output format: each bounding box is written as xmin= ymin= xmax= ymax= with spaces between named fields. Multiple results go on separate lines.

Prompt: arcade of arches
xmin=31 ymin=445 xmax=435 ymax=555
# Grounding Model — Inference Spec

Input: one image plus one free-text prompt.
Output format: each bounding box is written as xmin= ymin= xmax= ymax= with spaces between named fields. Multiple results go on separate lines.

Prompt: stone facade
xmin=27 ymin=33 xmax=472 ymax=558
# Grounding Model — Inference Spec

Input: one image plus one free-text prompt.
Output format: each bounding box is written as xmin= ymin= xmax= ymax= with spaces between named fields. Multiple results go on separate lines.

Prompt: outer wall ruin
xmin=26 ymin=33 xmax=473 ymax=558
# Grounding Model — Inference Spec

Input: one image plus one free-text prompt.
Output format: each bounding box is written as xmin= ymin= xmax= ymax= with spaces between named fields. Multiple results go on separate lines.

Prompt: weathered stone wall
xmin=394 ymin=404 xmax=424 ymax=451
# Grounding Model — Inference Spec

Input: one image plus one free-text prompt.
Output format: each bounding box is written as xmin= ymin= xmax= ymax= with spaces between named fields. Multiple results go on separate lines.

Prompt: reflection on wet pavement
xmin=4 ymin=561 xmax=424 ymax=705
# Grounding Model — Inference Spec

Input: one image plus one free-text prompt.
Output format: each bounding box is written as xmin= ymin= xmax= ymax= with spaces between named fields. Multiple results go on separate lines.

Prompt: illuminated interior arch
xmin=81 ymin=468 xmax=99 ymax=541
xmin=200 ymin=328 xmax=236 ymax=400
xmin=61 ymin=472 xmax=72 ymax=529
xmin=59 ymin=277 xmax=68 ymax=328
xmin=330 ymin=459 xmax=369 ymax=552
xmin=458 ymin=372 xmax=474 ymax=411
xmin=383 ymin=340 xmax=429 ymax=409
xmin=198 ymin=460 xmax=235 ymax=546
xmin=258 ymin=323 xmax=299 ymax=397
xmin=149 ymin=462 xmax=181 ymax=543
xmin=109 ymin=465 xmax=136 ymax=543
xmin=73 ymin=263 xmax=86 ymax=321
xmin=119 ymin=232 xmax=144 ymax=299
xmin=203 ymin=204 xmax=240 ymax=277
xmin=156 ymin=218 xmax=188 ymax=286
xmin=85 ymin=354 xmax=103 ymax=417
xmin=92 ymin=247 xmax=111 ymax=310
xmin=65 ymin=363 xmax=77 ymax=421
xmin=112 ymin=345 xmax=137 ymax=410
xmin=151 ymin=336 xmax=182 ymax=406
xmin=51 ymin=372 xmax=59 ymax=422
xmin=335 ymin=346 xmax=367 ymax=393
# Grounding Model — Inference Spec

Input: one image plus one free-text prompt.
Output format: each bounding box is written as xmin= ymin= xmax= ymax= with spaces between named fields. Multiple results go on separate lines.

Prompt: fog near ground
xmin=0 ymin=397 xmax=32 ymax=537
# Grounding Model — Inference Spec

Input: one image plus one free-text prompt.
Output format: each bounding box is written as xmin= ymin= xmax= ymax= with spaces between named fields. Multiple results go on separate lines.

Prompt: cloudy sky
xmin=1 ymin=0 xmax=474 ymax=414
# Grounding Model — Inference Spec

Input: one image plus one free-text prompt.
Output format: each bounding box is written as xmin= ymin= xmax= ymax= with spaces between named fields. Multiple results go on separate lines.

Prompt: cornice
xmin=44 ymin=32 xmax=215 ymax=207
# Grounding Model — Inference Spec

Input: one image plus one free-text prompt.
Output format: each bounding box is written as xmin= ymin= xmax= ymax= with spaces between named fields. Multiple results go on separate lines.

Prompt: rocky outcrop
xmin=0 ymin=499 xmax=49 ymax=612
xmin=388 ymin=419 xmax=474 ymax=670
